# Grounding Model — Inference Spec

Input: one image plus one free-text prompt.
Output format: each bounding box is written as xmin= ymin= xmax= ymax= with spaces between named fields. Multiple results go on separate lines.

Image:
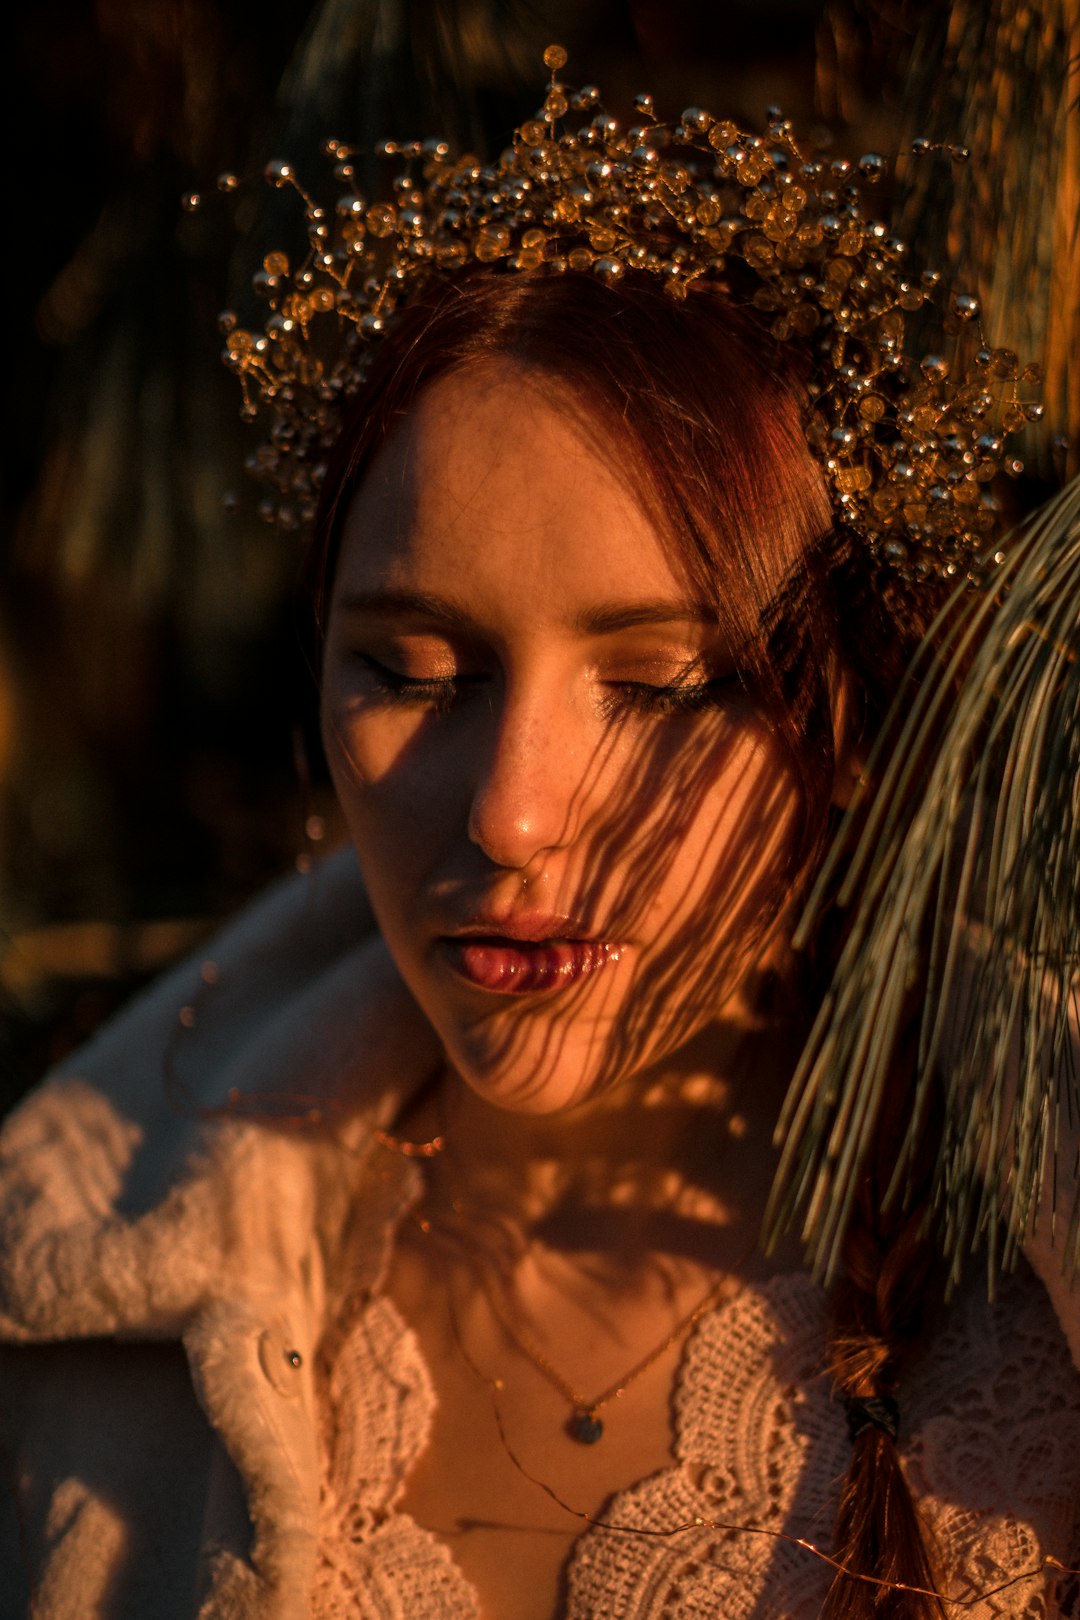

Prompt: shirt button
xmin=257 ymin=1328 xmax=304 ymax=1396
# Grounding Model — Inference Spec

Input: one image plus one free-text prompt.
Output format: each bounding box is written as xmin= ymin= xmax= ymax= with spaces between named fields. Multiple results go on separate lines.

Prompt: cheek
xmin=321 ymin=698 xmax=451 ymax=912
xmin=321 ymin=670 xmax=429 ymax=791
xmin=621 ymin=723 xmax=798 ymax=912
xmin=631 ymin=736 xmax=801 ymax=992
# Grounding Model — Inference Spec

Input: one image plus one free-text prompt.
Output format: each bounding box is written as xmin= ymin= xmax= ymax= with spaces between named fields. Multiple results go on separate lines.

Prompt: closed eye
xmin=355 ymin=654 xmax=741 ymax=719
xmin=356 ymin=653 xmax=486 ymax=711
xmin=598 ymin=676 xmax=742 ymax=719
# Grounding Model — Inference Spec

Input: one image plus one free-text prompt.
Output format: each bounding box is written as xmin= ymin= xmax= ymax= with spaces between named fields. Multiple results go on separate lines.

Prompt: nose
xmin=466 ymin=694 xmax=590 ymax=871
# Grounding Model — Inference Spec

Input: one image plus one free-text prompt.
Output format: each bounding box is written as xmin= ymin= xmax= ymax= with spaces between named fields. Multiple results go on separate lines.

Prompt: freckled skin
xmin=321 ymin=359 xmax=802 ymax=1117
xmin=317 ymin=358 xmax=847 ymax=1620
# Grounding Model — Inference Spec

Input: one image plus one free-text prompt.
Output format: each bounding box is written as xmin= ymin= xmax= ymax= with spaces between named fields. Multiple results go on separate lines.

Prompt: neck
xmin=410 ymin=976 xmax=807 ymax=1296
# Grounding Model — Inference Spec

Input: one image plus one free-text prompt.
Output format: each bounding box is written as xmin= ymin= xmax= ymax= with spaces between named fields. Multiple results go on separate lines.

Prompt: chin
xmin=438 ymin=1020 xmax=626 ymax=1116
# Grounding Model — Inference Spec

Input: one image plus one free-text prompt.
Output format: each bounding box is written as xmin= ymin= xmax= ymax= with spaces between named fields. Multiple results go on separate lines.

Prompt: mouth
xmin=438 ymin=921 xmax=622 ymax=995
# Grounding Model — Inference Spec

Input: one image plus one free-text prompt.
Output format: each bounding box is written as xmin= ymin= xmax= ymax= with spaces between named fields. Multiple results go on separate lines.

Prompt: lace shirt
xmin=312 ymin=1220 xmax=1080 ymax=1619
xmin=2 ymin=856 xmax=1077 ymax=1619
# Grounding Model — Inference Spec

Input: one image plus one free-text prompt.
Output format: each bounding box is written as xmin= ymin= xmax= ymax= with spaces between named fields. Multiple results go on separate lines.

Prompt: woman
xmin=1 ymin=56 xmax=1078 ymax=1620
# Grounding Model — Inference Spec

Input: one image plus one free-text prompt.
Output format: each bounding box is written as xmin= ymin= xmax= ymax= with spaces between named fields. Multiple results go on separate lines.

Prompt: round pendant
xmin=568 ymin=1410 xmax=604 ymax=1444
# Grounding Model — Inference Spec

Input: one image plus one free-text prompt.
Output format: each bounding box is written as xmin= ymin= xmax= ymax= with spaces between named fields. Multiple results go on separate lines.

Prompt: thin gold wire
xmin=446 ymin=1287 xmax=1080 ymax=1610
xmin=476 ymin=1260 xmax=740 ymax=1420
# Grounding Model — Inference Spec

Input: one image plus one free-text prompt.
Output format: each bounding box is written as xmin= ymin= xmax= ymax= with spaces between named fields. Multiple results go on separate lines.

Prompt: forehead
xmin=334 ymin=360 xmax=695 ymax=613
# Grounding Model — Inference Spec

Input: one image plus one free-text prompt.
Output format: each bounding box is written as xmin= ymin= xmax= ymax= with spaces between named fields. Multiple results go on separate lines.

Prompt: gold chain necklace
xmin=475 ymin=1262 xmax=740 ymax=1445
xmin=386 ymin=1092 xmax=751 ymax=1445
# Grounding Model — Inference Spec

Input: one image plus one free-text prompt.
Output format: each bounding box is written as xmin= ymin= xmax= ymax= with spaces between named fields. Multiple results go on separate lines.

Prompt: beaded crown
xmin=213 ymin=45 xmax=1042 ymax=587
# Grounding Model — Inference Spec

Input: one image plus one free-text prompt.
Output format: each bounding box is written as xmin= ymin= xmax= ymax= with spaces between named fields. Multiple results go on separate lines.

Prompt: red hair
xmin=310 ymin=267 xmax=947 ymax=1617
xmin=309 ymin=269 xmax=929 ymax=870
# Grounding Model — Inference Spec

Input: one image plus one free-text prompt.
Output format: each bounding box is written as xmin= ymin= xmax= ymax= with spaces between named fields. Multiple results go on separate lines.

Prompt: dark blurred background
xmin=2 ymin=0 xmax=1075 ymax=1110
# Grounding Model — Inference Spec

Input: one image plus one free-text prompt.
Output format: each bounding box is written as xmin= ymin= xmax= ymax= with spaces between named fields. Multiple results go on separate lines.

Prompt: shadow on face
xmin=321 ymin=359 xmax=830 ymax=1120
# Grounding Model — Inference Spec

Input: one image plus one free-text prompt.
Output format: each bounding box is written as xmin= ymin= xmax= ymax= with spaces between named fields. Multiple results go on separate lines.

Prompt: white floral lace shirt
xmin=313 ymin=1234 xmax=1080 ymax=1619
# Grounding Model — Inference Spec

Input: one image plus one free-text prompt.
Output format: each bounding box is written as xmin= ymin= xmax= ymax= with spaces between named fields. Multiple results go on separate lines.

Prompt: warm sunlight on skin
xmin=321 ymin=360 xmax=803 ymax=1115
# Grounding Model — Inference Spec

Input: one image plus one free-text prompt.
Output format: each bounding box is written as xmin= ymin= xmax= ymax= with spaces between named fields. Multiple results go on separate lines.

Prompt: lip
xmin=438 ymin=916 xmax=621 ymax=995
xmin=450 ymin=911 xmax=595 ymax=944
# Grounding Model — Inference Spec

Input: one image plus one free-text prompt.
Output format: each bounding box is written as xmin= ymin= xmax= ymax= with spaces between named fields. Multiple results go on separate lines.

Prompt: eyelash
xmin=357 ymin=656 xmax=737 ymax=717
xmin=596 ymin=679 xmax=737 ymax=719
xmin=359 ymin=657 xmax=475 ymax=712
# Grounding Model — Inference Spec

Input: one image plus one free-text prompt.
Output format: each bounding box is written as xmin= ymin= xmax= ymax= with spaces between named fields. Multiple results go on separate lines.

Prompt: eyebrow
xmin=335 ymin=589 xmax=719 ymax=635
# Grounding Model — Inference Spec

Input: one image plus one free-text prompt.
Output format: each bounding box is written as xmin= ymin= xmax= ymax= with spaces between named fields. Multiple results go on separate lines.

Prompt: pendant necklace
xmin=397 ymin=1084 xmax=752 ymax=1446
xmin=475 ymin=1264 xmax=739 ymax=1445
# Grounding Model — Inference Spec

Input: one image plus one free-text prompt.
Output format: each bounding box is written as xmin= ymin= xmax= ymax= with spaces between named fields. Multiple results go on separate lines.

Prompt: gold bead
xmin=365 ymin=203 xmax=396 ymax=237
xmin=218 ymin=52 xmax=1042 ymax=591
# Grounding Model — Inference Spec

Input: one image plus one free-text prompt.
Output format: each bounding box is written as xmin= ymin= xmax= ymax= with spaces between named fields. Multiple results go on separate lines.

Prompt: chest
xmin=387 ymin=1240 xmax=695 ymax=1620
xmin=310 ymin=1256 xmax=1080 ymax=1620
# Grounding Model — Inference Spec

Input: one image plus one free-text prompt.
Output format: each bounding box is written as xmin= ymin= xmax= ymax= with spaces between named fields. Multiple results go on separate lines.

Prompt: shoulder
xmin=0 ymin=1337 xmax=231 ymax=1620
xmin=0 ymin=851 xmax=438 ymax=1615
xmin=0 ymin=847 xmax=439 ymax=1344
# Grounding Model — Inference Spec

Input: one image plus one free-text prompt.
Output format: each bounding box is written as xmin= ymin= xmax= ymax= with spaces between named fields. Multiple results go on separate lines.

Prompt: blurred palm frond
xmin=770 ymin=478 xmax=1080 ymax=1285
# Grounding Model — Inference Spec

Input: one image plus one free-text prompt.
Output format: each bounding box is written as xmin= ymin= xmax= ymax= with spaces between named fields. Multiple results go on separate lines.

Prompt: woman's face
xmin=322 ymin=360 xmax=804 ymax=1115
